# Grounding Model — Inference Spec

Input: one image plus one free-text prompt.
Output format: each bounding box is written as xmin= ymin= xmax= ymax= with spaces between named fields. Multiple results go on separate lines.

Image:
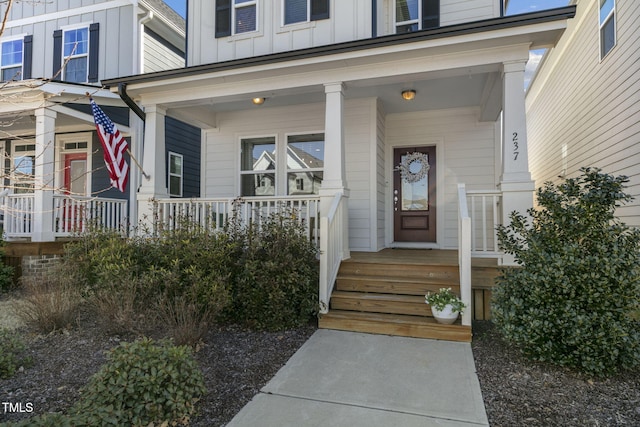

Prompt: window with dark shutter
xmin=422 ymin=0 xmax=439 ymax=30
xmin=215 ymin=0 xmax=232 ymax=38
xmin=22 ymin=35 xmax=32 ymax=79
xmin=88 ymin=23 xmax=99 ymax=83
xmin=52 ymin=29 xmax=62 ymax=79
xmin=310 ymin=0 xmax=329 ymax=21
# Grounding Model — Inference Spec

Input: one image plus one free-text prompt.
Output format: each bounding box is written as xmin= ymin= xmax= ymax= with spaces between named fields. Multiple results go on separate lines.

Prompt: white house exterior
xmin=527 ymin=0 xmax=640 ymax=227
xmin=104 ymin=0 xmax=576 ymax=312
xmin=0 ymin=0 xmax=186 ymax=242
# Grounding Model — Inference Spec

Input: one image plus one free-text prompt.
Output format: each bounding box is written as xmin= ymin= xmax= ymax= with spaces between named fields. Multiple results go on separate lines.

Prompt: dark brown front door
xmin=393 ymin=146 xmax=436 ymax=242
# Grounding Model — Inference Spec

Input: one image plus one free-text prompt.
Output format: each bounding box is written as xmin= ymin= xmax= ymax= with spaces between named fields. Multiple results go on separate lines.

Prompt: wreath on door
xmin=397 ymin=152 xmax=430 ymax=183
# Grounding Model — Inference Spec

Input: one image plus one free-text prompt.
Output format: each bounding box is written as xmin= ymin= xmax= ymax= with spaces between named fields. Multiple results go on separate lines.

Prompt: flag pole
xmin=127 ymin=148 xmax=150 ymax=180
xmin=87 ymin=92 xmax=150 ymax=180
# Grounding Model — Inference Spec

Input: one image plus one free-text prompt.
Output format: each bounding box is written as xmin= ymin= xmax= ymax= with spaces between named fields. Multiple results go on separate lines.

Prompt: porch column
xmin=137 ymin=105 xmax=168 ymax=228
xmin=321 ymin=82 xmax=350 ymax=258
xmin=499 ymin=60 xmax=535 ymax=265
xmin=32 ymin=108 xmax=56 ymax=242
xmin=321 ymin=82 xmax=347 ymax=192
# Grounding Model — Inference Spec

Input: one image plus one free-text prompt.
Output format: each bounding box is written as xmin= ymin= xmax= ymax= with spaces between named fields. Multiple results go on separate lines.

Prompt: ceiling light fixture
xmin=252 ymin=97 xmax=266 ymax=105
xmin=401 ymin=89 xmax=416 ymax=101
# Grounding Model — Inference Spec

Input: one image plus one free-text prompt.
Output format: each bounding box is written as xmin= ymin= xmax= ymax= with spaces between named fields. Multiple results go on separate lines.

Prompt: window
xmin=240 ymin=137 xmax=276 ymax=196
xmin=286 ymin=133 xmax=324 ymax=195
xmin=215 ymin=0 xmax=258 ymax=37
xmin=395 ymin=0 xmax=439 ymax=34
xmin=12 ymin=143 xmax=36 ymax=193
xmin=1 ymin=38 xmax=23 ymax=81
xmin=283 ymin=0 xmax=330 ymax=25
xmin=53 ymin=24 xmax=98 ymax=83
xmin=599 ymin=0 xmax=616 ymax=59
xmin=62 ymin=27 xmax=89 ymax=83
xmin=168 ymin=152 xmax=184 ymax=197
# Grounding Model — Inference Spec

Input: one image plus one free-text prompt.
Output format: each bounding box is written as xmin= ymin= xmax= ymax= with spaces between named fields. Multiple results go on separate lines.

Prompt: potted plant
xmin=425 ymin=288 xmax=466 ymax=324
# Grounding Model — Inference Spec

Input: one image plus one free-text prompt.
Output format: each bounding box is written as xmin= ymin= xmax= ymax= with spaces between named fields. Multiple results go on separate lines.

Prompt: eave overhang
xmin=103 ymin=6 xmax=576 ymax=93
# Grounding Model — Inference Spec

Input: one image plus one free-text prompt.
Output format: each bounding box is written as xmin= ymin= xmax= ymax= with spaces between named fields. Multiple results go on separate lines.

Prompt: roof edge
xmin=103 ymin=5 xmax=576 ymax=88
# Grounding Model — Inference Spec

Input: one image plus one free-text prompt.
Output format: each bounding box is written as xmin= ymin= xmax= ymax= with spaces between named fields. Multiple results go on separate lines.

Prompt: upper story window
xmin=63 ymin=27 xmax=89 ymax=83
xmin=216 ymin=0 xmax=258 ymax=38
xmin=395 ymin=0 xmax=439 ymax=34
xmin=53 ymin=23 xmax=99 ymax=83
xmin=599 ymin=0 xmax=616 ymax=59
xmin=283 ymin=0 xmax=330 ymax=25
xmin=1 ymin=38 xmax=24 ymax=81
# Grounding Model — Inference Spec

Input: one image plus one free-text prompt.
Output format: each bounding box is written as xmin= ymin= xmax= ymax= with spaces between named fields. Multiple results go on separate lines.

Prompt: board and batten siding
xmin=143 ymin=28 xmax=185 ymax=73
xmin=385 ymin=107 xmax=498 ymax=249
xmin=527 ymin=0 xmax=640 ymax=226
xmin=4 ymin=2 xmax=135 ymax=82
xmin=187 ymin=0 xmax=500 ymax=66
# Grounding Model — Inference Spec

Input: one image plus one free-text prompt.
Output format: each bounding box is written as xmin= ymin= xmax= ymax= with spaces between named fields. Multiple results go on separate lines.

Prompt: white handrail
xmin=457 ymin=184 xmax=472 ymax=327
xmin=319 ymin=192 xmax=346 ymax=313
xmin=467 ymin=189 xmax=502 ymax=257
xmin=52 ymin=195 xmax=128 ymax=236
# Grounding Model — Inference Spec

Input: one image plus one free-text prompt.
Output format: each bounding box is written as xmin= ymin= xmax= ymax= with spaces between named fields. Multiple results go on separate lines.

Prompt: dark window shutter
xmin=422 ymin=0 xmax=439 ymax=29
xmin=310 ymin=0 xmax=330 ymax=21
xmin=22 ymin=35 xmax=33 ymax=79
xmin=215 ymin=0 xmax=231 ymax=38
xmin=52 ymin=29 xmax=62 ymax=79
xmin=88 ymin=23 xmax=99 ymax=83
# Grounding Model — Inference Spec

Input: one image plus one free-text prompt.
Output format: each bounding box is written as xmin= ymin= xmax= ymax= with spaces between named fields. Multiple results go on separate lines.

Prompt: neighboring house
xmin=527 ymin=0 xmax=640 ymax=227
xmin=103 ymin=0 xmax=576 ymax=324
xmin=0 ymin=0 xmax=196 ymax=242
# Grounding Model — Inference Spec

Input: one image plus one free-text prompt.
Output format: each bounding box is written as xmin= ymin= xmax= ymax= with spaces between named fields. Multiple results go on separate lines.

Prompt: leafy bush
xmin=493 ymin=168 xmax=640 ymax=376
xmin=72 ymin=338 xmax=205 ymax=426
xmin=0 ymin=328 xmax=31 ymax=379
xmin=0 ymin=239 xmax=15 ymax=293
xmin=226 ymin=208 xmax=319 ymax=330
xmin=14 ymin=277 xmax=81 ymax=333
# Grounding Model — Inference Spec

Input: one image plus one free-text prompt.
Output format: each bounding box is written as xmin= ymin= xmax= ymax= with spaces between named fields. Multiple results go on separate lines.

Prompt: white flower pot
xmin=431 ymin=304 xmax=460 ymax=325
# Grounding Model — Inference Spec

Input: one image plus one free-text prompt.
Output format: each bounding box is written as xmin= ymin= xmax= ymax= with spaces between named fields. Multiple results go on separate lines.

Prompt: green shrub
xmin=0 ymin=328 xmax=31 ymax=379
xmin=72 ymin=338 xmax=205 ymax=426
xmin=0 ymin=239 xmax=15 ymax=293
xmin=493 ymin=168 xmax=640 ymax=376
xmin=226 ymin=208 xmax=319 ymax=330
xmin=1 ymin=413 xmax=74 ymax=427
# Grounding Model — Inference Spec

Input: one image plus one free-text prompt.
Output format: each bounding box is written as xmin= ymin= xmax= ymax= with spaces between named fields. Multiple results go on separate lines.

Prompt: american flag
xmin=90 ymin=98 xmax=129 ymax=192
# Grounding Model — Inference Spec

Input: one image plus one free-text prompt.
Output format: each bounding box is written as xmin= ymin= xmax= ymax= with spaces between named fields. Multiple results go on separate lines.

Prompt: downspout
xmin=118 ymin=83 xmax=145 ymax=122
xmin=138 ymin=10 xmax=154 ymax=74
xmin=184 ymin=0 xmax=189 ymax=66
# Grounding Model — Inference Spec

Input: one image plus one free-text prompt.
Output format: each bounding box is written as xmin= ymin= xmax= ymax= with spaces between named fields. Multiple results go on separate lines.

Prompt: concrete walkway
xmin=227 ymin=329 xmax=489 ymax=427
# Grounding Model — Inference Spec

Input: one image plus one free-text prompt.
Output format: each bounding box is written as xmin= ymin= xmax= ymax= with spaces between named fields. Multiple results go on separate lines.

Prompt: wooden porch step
xmin=336 ymin=275 xmax=460 ymax=295
xmin=330 ymin=291 xmax=433 ymax=317
xmin=319 ymin=310 xmax=471 ymax=342
xmin=338 ymin=261 xmax=459 ymax=283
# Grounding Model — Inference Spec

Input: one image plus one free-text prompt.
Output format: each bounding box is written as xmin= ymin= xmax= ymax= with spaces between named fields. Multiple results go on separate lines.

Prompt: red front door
xmin=62 ymin=153 xmax=88 ymax=232
xmin=393 ymin=146 xmax=437 ymax=242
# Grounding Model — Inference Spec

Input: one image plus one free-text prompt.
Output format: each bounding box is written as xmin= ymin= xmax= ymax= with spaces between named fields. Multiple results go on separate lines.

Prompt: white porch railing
xmin=466 ymin=189 xmax=503 ymax=257
xmin=457 ymin=184 xmax=472 ymax=327
xmin=1 ymin=194 xmax=128 ymax=239
xmin=318 ymin=192 xmax=348 ymax=313
xmin=52 ymin=195 xmax=128 ymax=236
xmin=3 ymin=194 xmax=34 ymax=237
xmin=153 ymin=196 xmax=321 ymax=246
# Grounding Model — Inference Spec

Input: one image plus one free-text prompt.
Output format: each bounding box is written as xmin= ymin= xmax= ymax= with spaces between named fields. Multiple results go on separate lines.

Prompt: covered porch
xmin=103 ymin=9 xmax=574 ymax=337
xmin=0 ymin=81 xmax=135 ymax=241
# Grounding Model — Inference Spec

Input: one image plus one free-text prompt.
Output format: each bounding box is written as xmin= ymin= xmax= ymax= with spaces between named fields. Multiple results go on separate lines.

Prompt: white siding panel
xmin=143 ymin=31 xmax=184 ymax=73
xmin=441 ymin=0 xmax=497 ymax=26
xmin=527 ymin=0 xmax=640 ymax=226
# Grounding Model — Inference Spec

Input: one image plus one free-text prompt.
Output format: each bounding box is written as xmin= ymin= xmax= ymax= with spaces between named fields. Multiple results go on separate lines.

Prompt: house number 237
xmin=513 ymin=132 xmax=519 ymax=161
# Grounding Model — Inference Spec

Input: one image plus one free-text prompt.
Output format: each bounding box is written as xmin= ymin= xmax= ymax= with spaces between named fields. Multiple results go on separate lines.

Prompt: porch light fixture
xmin=401 ymin=90 xmax=416 ymax=101
xmin=252 ymin=97 xmax=266 ymax=105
